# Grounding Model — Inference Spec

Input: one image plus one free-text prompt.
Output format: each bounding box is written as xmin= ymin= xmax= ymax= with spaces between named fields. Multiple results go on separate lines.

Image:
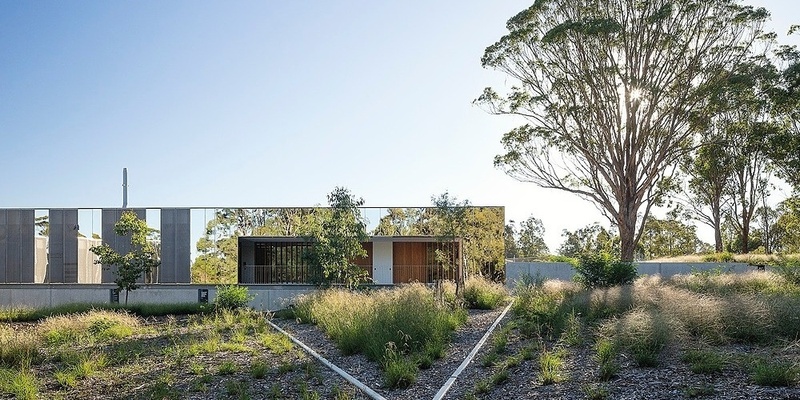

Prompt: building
xmin=238 ymin=236 xmax=462 ymax=285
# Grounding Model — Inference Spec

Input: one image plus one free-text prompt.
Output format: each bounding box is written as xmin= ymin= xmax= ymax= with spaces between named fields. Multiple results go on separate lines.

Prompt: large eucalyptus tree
xmin=480 ymin=0 xmax=768 ymax=260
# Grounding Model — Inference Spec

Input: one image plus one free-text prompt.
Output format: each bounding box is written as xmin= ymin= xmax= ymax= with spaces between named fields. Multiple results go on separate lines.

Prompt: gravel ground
xmin=276 ymin=307 xmax=800 ymax=400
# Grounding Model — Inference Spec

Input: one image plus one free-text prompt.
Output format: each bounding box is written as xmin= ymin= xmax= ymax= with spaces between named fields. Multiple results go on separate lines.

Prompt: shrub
xmin=215 ymin=285 xmax=254 ymax=310
xmin=771 ymin=256 xmax=800 ymax=285
xmin=701 ymin=252 xmax=735 ymax=263
xmin=573 ymin=252 xmax=636 ymax=289
xmin=463 ymin=276 xmax=508 ymax=309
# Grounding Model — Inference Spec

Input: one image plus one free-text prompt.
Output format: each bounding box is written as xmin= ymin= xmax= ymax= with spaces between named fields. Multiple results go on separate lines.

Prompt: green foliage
xmin=594 ymin=338 xmax=619 ymax=381
xmin=684 ymin=384 xmax=715 ymax=398
xmin=90 ymin=211 xmax=160 ymax=305
xmin=382 ymin=342 xmax=418 ymax=389
xmin=39 ymin=310 xmax=139 ymax=346
xmin=539 ymin=348 xmax=566 ymax=384
xmin=372 ymin=202 xmax=506 ymax=279
xmin=751 ymin=360 xmax=798 ymax=387
xmin=217 ymin=361 xmax=237 ymax=375
xmin=214 ymin=285 xmax=254 ymax=310
xmin=701 ymin=252 xmax=736 ymax=263
xmin=506 ymin=215 xmax=549 ymax=259
xmin=463 ymin=276 xmax=508 ymax=309
xmin=771 ymin=256 xmax=800 ymax=285
xmin=582 ymin=383 xmax=610 ymax=400
xmin=573 ymin=252 xmax=637 ymax=288
xmin=192 ymin=208 xmax=321 ymax=284
xmin=638 ymin=217 xmax=701 ymax=259
xmin=292 ymin=284 xmax=465 ymax=385
xmin=557 ymin=224 xmax=618 ymax=259
xmin=608 ymin=309 xmax=672 ymax=367
xmin=0 ymin=328 xmax=41 ymax=368
xmin=304 ymin=187 xmax=369 ymax=288
xmin=0 ymin=368 xmax=39 ymax=400
xmin=682 ymin=349 xmax=724 ymax=374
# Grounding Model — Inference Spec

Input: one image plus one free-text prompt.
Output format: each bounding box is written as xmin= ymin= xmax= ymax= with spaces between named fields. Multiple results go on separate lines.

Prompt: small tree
xmin=90 ymin=211 xmax=160 ymax=305
xmin=305 ymin=187 xmax=369 ymax=289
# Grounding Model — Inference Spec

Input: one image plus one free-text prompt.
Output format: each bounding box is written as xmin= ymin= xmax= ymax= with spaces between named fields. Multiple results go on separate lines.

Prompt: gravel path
xmin=274 ymin=308 xmax=800 ymax=400
xmin=274 ymin=307 xmax=506 ymax=400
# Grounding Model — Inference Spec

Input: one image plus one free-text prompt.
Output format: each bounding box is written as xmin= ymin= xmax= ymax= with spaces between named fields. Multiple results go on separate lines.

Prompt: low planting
xmin=463 ymin=276 xmax=508 ymax=310
xmin=0 ymin=302 xmax=211 ymax=323
xmin=0 ymin=301 xmax=368 ymax=399
xmin=472 ymin=266 xmax=800 ymax=398
xmin=289 ymin=283 xmax=466 ymax=388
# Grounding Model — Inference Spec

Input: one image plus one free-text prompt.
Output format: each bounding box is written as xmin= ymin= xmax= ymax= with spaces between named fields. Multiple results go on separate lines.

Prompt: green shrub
xmin=701 ymin=252 xmax=735 ymax=263
xmin=215 ymin=285 xmax=254 ymax=310
xmin=771 ymin=256 xmax=800 ymax=285
xmin=463 ymin=276 xmax=508 ymax=309
xmin=573 ymin=252 xmax=636 ymax=289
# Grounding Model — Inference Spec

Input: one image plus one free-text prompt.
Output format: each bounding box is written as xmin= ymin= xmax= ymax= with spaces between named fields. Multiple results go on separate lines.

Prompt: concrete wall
xmin=0 ymin=284 xmax=328 ymax=311
xmin=506 ymin=261 xmax=756 ymax=287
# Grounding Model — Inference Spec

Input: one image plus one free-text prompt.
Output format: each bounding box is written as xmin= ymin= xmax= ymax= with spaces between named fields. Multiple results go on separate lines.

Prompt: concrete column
xmin=159 ymin=208 xmax=191 ymax=283
xmin=0 ymin=209 xmax=35 ymax=283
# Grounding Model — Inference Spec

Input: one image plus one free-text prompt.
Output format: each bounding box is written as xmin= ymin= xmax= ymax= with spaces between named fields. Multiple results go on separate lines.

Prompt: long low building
xmin=238 ymin=236 xmax=462 ymax=285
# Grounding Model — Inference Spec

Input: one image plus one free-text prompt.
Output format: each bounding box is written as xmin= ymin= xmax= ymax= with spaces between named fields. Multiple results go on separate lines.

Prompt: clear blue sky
xmin=1 ymin=1 xmax=797 ymax=250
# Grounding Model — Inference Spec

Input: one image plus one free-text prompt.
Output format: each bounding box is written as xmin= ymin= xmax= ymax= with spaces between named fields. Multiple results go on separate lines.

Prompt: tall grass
xmin=0 ymin=368 xmax=38 ymax=400
xmin=0 ymin=327 xmax=41 ymax=368
xmin=604 ymin=308 xmax=675 ymax=367
xmin=463 ymin=276 xmax=508 ymax=310
xmin=291 ymin=284 xmax=466 ymax=387
xmin=0 ymin=302 xmax=211 ymax=323
xmin=39 ymin=310 xmax=140 ymax=346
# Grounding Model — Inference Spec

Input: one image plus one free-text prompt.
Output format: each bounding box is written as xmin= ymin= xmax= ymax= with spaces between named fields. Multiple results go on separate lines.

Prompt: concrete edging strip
xmin=431 ymin=300 xmax=515 ymax=400
xmin=266 ymin=319 xmax=388 ymax=400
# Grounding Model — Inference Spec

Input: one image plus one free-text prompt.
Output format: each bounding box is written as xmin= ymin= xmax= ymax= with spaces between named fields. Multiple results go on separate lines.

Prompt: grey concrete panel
xmin=0 ymin=210 xmax=7 ymax=282
xmin=0 ymin=210 xmax=36 ymax=283
xmin=101 ymin=209 xmax=145 ymax=283
xmin=160 ymin=208 xmax=191 ymax=283
xmin=48 ymin=209 xmax=80 ymax=283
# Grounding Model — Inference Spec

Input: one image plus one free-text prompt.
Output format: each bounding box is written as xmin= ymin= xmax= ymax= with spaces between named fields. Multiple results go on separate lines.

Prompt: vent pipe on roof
xmin=122 ymin=168 xmax=128 ymax=209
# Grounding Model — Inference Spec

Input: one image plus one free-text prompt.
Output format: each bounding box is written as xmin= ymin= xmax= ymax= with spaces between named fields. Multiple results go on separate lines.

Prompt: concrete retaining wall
xmin=506 ymin=261 xmax=755 ymax=288
xmin=0 ymin=284 xmax=337 ymax=311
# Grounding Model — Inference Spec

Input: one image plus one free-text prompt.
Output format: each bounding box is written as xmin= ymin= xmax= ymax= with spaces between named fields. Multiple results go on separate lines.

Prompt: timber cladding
xmin=392 ymin=241 xmax=459 ymax=284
